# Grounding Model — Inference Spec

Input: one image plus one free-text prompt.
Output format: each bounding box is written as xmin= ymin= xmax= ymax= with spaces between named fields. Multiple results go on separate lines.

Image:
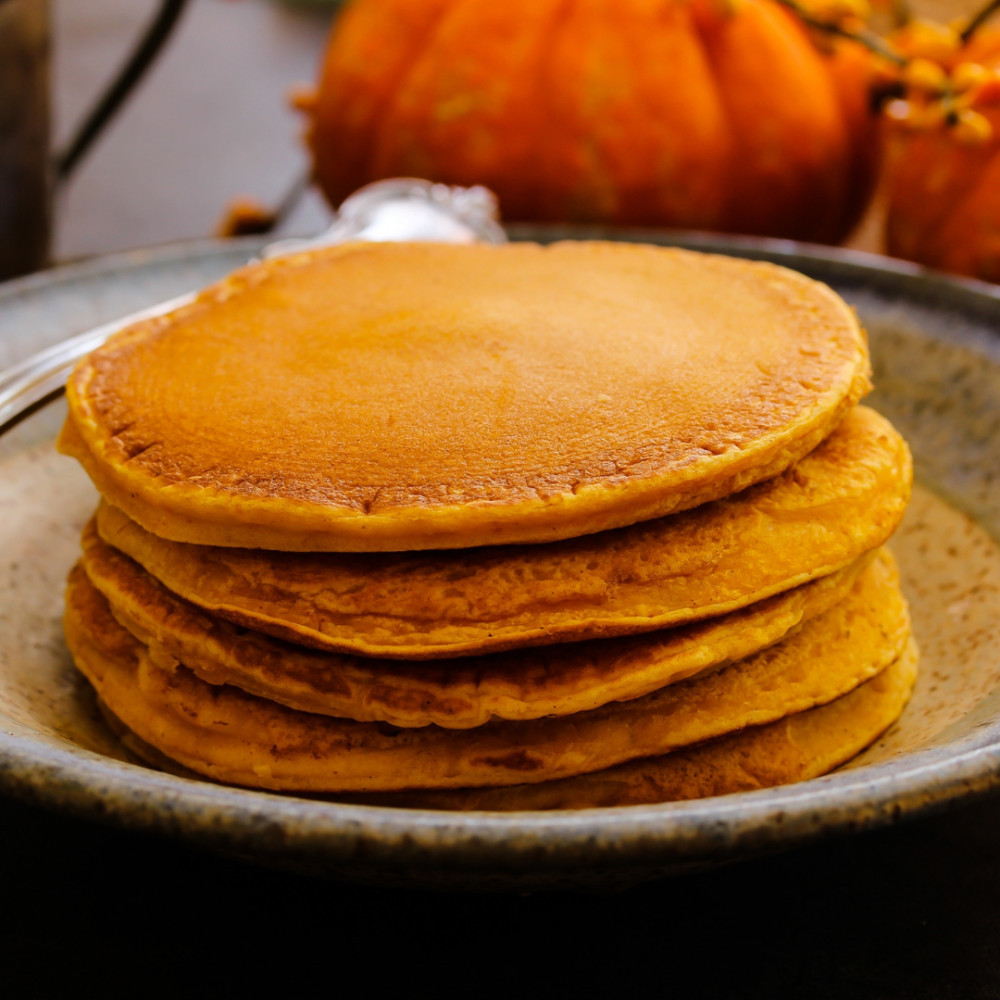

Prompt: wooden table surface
xmin=5 ymin=3 xmax=1000 ymax=996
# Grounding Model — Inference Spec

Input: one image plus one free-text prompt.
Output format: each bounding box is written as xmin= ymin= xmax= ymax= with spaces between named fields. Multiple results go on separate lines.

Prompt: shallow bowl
xmin=1 ymin=231 xmax=999 ymax=890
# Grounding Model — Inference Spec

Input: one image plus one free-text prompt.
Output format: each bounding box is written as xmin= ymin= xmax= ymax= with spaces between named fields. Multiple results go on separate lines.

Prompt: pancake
xmin=351 ymin=643 xmax=918 ymax=810
xmin=93 ymin=405 xmax=911 ymax=658
xmin=81 ymin=517 xmax=875 ymax=728
xmin=60 ymin=240 xmax=870 ymax=552
xmin=98 ymin=643 xmax=918 ymax=809
xmin=64 ymin=552 xmax=911 ymax=792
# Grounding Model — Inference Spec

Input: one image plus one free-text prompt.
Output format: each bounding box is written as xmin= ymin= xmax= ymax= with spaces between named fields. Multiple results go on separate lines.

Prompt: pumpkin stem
xmin=961 ymin=0 xmax=1000 ymax=44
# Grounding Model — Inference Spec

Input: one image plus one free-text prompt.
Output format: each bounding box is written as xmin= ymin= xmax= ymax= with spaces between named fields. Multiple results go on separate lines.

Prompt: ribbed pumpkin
xmin=885 ymin=30 xmax=1000 ymax=281
xmin=301 ymin=0 xmax=881 ymax=243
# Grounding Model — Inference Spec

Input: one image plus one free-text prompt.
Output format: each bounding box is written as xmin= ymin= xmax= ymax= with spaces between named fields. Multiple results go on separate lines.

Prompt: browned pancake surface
xmin=64 ymin=553 xmax=910 ymax=792
xmin=94 ymin=406 xmax=911 ymax=657
xmin=62 ymin=241 xmax=870 ymax=551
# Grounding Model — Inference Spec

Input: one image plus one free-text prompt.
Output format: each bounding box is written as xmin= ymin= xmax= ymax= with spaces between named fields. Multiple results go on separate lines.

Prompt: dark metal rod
xmin=55 ymin=0 xmax=190 ymax=182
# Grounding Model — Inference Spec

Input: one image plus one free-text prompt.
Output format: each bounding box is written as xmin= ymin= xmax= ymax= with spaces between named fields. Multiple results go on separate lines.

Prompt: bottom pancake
xmin=98 ymin=645 xmax=917 ymax=810
xmin=349 ymin=643 xmax=917 ymax=810
xmin=64 ymin=552 xmax=912 ymax=794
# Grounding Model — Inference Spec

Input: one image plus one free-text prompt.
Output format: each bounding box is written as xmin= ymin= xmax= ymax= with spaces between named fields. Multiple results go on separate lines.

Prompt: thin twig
xmin=961 ymin=0 xmax=1000 ymax=44
xmin=891 ymin=0 xmax=911 ymax=30
xmin=55 ymin=0 xmax=190 ymax=181
xmin=772 ymin=0 xmax=906 ymax=65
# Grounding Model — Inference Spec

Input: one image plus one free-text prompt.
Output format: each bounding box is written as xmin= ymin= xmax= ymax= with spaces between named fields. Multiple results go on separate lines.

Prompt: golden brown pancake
xmin=351 ymin=643 xmax=918 ymax=810
xmin=60 ymin=241 xmax=870 ymax=552
xmin=64 ymin=552 xmax=910 ymax=793
xmin=81 ymin=517 xmax=874 ymax=728
xmin=93 ymin=406 xmax=911 ymax=658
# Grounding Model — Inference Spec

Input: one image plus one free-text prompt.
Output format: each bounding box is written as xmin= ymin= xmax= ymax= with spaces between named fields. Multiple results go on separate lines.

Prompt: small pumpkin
xmin=885 ymin=28 xmax=1000 ymax=281
xmin=300 ymin=0 xmax=881 ymax=243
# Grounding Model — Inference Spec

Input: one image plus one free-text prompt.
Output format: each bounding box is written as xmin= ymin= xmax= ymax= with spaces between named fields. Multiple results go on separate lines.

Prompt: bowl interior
xmin=2 ymin=236 xmax=1000 ymax=885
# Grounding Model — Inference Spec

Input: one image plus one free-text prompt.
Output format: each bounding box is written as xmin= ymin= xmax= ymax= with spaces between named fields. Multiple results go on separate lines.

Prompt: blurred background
xmin=33 ymin=0 xmax=993 ymax=271
xmin=53 ymin=0 xmax=335 ymax=260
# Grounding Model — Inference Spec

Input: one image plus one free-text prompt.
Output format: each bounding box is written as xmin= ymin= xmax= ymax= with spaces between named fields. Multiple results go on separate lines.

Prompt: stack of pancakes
xmin=58 ymin=241 xmax=915 ymax=810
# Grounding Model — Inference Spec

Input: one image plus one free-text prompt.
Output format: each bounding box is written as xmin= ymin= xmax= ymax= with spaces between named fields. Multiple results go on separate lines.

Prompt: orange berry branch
xmin=775 ymin=0 xmax=1000 ymax=143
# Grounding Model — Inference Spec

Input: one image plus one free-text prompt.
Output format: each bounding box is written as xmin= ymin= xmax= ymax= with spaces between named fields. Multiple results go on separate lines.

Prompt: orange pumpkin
xmin=885 ymin=30 xmax=1000 ymax=281
xmin=301 ymin=0 xmax=881 ymax=243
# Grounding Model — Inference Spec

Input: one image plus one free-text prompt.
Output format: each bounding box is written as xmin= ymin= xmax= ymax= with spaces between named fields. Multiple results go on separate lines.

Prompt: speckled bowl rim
xmin=2 ymin=231 xmax=1000 ymax=878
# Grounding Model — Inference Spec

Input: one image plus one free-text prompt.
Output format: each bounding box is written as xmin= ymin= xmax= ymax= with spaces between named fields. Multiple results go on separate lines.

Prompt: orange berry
xmin=872 ymin=59 xmax=903 ymax=88
xmin=903 ymin=57 xmax=948 ymax=94
xmin=892 ymin=19 xmax=961 ymax=63
xmin=795 ymin=0 xmax=869 ymax=24
xmin=951 ymin=62 xmax=989 ymax=94
xmin=952 ymin=108 xmax=994 ymax=144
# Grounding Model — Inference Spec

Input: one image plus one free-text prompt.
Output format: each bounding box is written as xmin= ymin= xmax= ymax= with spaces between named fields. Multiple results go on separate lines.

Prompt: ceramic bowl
xmin=1 ymin=232 xmax=999 ymax=890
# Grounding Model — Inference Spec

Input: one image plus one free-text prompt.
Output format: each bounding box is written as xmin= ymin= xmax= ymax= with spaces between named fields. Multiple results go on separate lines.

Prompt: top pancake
xmin=61 ymin=241 xmax=870 ymax=552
